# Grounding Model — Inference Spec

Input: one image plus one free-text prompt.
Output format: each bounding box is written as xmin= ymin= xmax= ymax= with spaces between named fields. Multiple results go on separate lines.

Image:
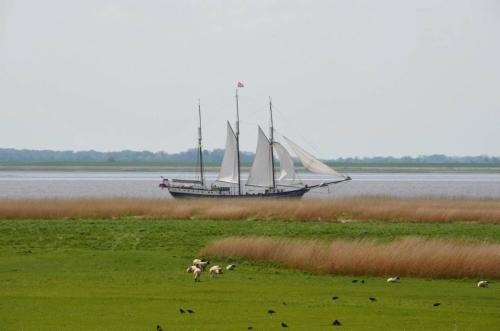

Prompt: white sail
xmin=217 ymin=122 xmax=239 ymax=184
xmin=247 ymin=126 xmax=274 ymax=187
xmin=273 ymin=142 xmax=297 ymax=181
xmin=283 ymin=136 xmax=343 ymax=177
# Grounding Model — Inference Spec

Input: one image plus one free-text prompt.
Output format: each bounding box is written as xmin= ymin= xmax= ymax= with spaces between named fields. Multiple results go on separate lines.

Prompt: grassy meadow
xmin=1 ymin=214 xmax=500 ymax=330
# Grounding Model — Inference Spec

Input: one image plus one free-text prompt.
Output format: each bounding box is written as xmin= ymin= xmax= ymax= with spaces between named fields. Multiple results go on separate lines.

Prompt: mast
xmin=198 ymin=99 xmax=204 ymax=186
xmin=235 ymin=89 xmax=242 ymax=195
xmin=269 ymin=97 xmax=276 ymax=189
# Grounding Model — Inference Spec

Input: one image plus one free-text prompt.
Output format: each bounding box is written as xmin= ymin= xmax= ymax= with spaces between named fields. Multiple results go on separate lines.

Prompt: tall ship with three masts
xmin=160 ymin=85 xmax=351 ymax=198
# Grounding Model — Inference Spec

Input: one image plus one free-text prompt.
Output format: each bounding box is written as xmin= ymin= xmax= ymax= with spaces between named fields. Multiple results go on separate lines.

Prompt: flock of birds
xmin=153 ymin=261 xmax=492 ymax=330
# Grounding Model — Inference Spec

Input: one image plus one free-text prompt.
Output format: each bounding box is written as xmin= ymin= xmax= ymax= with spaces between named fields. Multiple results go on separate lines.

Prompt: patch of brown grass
xmin=0 ymin=196 xmax=500 ymax=223
xmin=200 ymin=236 xmax=500 ymax=279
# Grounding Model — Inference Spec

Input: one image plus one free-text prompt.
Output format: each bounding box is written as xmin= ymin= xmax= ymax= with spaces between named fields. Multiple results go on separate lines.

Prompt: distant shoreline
xmin=1 ymin=162 xmax=500 ymax=173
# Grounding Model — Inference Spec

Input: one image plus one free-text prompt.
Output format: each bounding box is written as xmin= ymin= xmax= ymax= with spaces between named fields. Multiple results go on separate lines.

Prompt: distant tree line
xmin=331 ymin=155 xmax=500 ymax=164
xmin=0 ymin=148 xmax=499 ymax=164
xmin=0 ymin=148 xmax=254 ymax=165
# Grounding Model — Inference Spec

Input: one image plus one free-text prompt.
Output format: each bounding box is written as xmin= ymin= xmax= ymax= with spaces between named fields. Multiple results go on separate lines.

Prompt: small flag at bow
xmin=237 ymin=82 xmax=244 ymax=88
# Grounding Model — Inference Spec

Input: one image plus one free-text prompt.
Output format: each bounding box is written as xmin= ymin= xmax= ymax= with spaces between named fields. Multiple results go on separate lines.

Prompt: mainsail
xmin=273 ymin=141 xmax=297 ymax=181
xmin=247 ymin=127 xmax=274 ymax=187
xmin=283 ymin=136 xmax=343 ymax=177
xmin=217 ymin=122 xmax=239 ymax=183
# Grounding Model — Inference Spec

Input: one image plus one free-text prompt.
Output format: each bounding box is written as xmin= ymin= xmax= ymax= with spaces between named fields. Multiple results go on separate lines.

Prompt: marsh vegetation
xmin=201 ymin=236 xmax=500 ymax=279
xmin=1 ymin=197 xmax=500 ymax=223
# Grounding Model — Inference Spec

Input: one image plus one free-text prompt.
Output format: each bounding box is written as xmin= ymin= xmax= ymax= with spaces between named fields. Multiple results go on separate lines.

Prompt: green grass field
xmin=1 ymin=219 xmax=499 ymax=330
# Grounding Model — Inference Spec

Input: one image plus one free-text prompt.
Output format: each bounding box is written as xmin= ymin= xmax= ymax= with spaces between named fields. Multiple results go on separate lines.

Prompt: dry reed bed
xmin=1 ymin=197 xmax=500 ymax=223
xmin=200 ymin=237 xmax=500 ymax=279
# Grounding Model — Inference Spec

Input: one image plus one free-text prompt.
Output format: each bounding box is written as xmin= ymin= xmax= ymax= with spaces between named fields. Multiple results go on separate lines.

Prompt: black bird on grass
xmin=282 ymin=301 xmax=287 ymax=306
xmin=187 ymin=309 xmax=195 ymax=314
xmin=157 ymin=325 xmax=163 ymax=331
xmin=268 ymin=309 xmax=276 ymax=315
xmin=281 ymin=322 xmax=288 ymax=327
xmin=433 ymin=303 xmax=441 ymax=307
xmin=332 ymin=319 xmax=342 ymax=326
xmin=352 ymin=279 xmax=358 ymax=283
xmin=361 ymin=280 xmax=365 ymax=284
xmin=332 ymin=296 xmax=339 ymax=300
xmin=247 ymin=327 xmax=253 ymax=330
xmin=179 ymin=308 xmax=185 ymax=314
xmin=369 ymin=297 xmax=377 ymax=302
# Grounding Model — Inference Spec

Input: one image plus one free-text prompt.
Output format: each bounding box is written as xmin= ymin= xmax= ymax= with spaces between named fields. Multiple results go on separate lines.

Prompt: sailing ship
xmin=159 ymin=89 xmax=351 ymax=198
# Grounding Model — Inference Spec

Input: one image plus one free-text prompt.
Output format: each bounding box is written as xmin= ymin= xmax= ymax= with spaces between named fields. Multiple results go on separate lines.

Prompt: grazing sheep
xmin=226 ymin=264 xmax=236 ymax=270
xmin=193 ymin=267 xmax=202 ymax=282
xmin=477 ymin=280 xmax=489 ymax=288
xmin=209 ymin=265 xmax=224 ymax=277
xmin=195 ymin=261 xmax=210 ymax=271
xmin=387 ymin=276 xmax=400 ymax=283
xmin=193 ymin=258 xmax=202 ymax=265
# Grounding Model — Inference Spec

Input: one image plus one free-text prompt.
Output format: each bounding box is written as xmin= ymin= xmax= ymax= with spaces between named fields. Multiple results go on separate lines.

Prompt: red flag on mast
xmin=237 ymin=82 xmax=244 ymax=88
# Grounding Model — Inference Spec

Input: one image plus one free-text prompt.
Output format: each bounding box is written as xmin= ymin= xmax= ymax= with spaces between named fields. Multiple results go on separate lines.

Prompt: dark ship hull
xmin=166 ymin=186 xmax=309 ymax=199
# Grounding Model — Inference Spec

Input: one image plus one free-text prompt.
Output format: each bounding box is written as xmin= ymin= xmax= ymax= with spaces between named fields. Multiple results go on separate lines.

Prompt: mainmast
xmin=197 ymin=99 xmax=204 ymax=187
xmin=235 ymin=89 xmax=242 ymax=195
xmin=269 ymin=97 xmax=276 ymax=189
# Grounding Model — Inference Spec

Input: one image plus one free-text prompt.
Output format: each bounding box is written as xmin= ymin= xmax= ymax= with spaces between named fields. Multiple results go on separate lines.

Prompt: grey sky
xmin=1 ymin=0 xmax=499 ymax=158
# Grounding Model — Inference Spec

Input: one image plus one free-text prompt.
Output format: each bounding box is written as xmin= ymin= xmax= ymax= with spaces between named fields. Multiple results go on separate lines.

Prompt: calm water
xmin=0 ymin=171 xmax=499 ymax=199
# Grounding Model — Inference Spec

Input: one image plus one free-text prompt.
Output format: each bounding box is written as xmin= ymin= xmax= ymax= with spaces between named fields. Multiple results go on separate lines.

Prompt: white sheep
xmin=387 ymin=276 xmax=400 ymax=283
xmin=186 ymin=265 xmax=196 ymax=272
xmin=195 ymin=261 xmax=210 ymax=270
xmin=477 ymin=280 xmax=489 ymax=288
xmin=193 ymin=259 xmax=202 ymax=265
xmin=226 ymin=264 xmax=236 ymax=270
xmin=209 ymin=265 xmax=224 ymax=277
xmin=193 ymin=267 xmax=202 ymax=282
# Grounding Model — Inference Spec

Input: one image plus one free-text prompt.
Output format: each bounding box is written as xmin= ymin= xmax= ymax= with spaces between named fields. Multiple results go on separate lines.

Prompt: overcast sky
xmin=1 ymin=0 xmax=499 ymax=158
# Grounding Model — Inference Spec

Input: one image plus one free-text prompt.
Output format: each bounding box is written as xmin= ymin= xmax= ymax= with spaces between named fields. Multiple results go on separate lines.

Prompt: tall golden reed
xmin=200 ymin=237 xmax=500 ymax=279
xmin=0 ymin=197 xmax=500 ymax=223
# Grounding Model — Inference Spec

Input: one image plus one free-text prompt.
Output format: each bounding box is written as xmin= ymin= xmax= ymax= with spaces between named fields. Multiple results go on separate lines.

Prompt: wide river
xmin=0 ymin=171 xmax=499 ymax=199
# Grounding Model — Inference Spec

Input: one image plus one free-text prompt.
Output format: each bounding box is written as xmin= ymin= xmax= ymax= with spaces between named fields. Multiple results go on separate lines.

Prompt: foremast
xmin=197 ymin=99 xmax=204 ymax=186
